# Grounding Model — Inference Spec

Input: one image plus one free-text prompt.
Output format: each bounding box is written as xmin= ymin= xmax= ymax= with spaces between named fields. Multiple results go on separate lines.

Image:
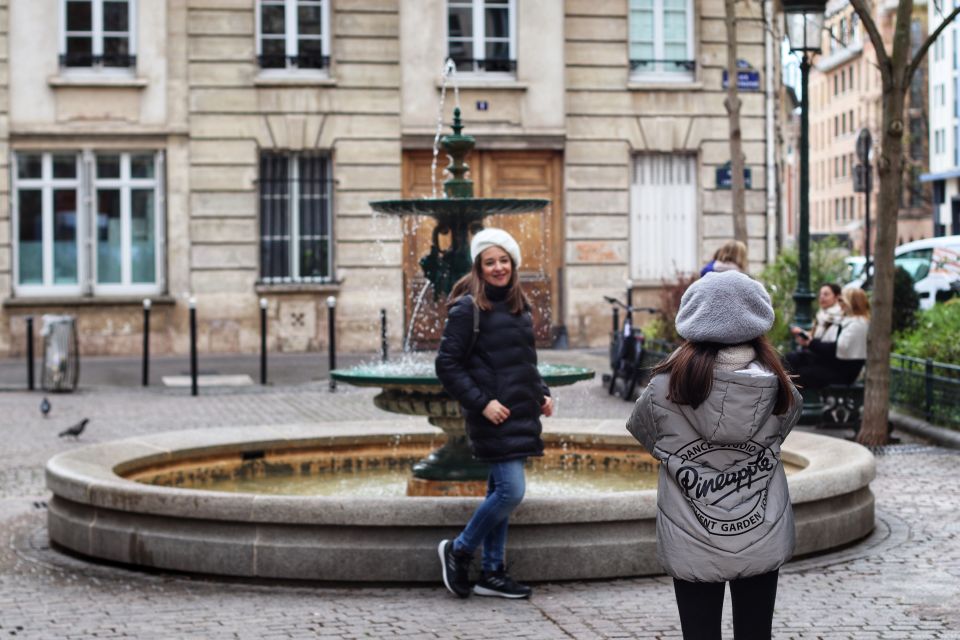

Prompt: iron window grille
xmin=259 ymin=154 xmax=334 ymax=284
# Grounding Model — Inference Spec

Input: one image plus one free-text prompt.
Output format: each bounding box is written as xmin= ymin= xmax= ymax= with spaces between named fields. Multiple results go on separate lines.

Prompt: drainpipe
xmin=764 ymin=0 xmax=778 ymax=264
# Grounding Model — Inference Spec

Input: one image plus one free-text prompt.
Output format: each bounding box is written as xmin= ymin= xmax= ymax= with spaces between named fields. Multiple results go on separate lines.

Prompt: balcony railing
xmin=630 ymin=59 xmax=696 ymax=73
xmin=449 ymin=58 xmax=517 ymax=73
xmin=60 ymin=53 xmax=137 ymax=68
xmin=258 ymin=54 xmax=330 ymax=71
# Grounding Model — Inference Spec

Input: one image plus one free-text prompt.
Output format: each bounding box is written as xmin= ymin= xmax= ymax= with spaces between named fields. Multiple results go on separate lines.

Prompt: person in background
xmin=434 ymin=228 xmax=553 ymax=600
xmin=700 ymin=240 xmax=747 ymax=276
xmin=790 ymin=286 xmax=870 ymax=389
xmin=785 ymin=283 xmax=844 ymax=378
xmin=627 ymin=270 xmax=801 ymax=640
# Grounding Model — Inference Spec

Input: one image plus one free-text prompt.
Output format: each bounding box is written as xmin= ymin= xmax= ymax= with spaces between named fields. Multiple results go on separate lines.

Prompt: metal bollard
xmin=260 ymin=298 xmax=268 ymax=385
xmin=625 ymin=279 xmax=634 ymax=324
xmin=380 ymin=308 xmax=388 ymax=363
xmin=142 ymin=299 xmax=151 ymax=387
xmin=26 ymin=316 xmax=34 ymax=391
xmin=327 ymin=296 xmax=337 ymax=391
xmin=189 ymin=297 xmax=198 ymax=397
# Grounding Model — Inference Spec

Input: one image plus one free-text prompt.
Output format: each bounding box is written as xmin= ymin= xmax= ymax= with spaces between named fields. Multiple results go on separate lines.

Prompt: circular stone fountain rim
xmin=330 ymin=364 xmax=595 ymax=388
xmin=45 ymin=421 xmax=875 ymax=527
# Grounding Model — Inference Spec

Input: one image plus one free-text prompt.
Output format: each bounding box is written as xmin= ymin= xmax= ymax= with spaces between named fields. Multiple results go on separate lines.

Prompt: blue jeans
xmin=453 ymin=459 xmax=526 ymax=572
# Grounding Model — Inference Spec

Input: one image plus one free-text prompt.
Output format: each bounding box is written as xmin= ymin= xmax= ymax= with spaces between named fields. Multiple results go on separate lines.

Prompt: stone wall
xmin=564 ymin=0 xmax=774 ymax=346
xmin=185 ymin=0 xmax=402 ymax=353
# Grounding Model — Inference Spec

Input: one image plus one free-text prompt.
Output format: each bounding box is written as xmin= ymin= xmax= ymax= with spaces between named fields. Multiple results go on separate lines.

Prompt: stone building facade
xmin=1 ymin=0 xmax=783 ymax=358
xmin=807 ymin=0 xmax=932 ymax=254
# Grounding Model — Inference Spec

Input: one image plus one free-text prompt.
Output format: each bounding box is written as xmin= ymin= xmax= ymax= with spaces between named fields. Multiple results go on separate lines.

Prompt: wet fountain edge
xmin=45 ymin=423 xmax=876 ymax=582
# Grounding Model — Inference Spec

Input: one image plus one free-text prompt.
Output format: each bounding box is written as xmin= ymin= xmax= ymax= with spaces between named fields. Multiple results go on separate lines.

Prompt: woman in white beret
xmin=435 ymin=228 xmax=553 ymax=600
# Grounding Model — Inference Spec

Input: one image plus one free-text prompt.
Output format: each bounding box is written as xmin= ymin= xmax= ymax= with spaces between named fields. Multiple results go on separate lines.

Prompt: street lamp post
xmin=784 ymin=0 xmax=827 ymax=424
xmin=784 ymin=0 xmax=828 ymax=334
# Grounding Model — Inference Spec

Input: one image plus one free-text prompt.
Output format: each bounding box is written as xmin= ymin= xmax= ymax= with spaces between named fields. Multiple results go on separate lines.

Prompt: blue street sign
xmin=722 ymin=69 xmax=761 ymax=91
xmin=716 ymin=163 xmax=752 ymax=190
xmin=476 ymin=100 xmax=489 ymax=111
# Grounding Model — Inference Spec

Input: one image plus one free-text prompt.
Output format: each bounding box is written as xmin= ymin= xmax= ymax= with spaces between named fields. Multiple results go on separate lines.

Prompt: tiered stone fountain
xmin=333 ymin=108 xmax=592 ymax=496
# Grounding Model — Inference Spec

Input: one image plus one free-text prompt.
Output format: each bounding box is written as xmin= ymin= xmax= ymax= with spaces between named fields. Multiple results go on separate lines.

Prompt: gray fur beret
xmin=675 ymin=271 xmax=774 ymax=344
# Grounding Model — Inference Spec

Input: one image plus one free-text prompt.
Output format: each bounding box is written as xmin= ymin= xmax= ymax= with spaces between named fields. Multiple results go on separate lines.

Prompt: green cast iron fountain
xmin=332 ymin=110 xmax=593 ymax=496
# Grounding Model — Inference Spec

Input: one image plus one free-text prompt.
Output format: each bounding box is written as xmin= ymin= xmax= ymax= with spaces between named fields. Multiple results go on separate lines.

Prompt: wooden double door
xmin=401 ymin=149 xmax=564 ymax=349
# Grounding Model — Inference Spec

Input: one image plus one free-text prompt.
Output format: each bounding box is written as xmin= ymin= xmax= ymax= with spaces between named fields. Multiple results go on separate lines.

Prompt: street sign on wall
xmin=716 ymin=162 xmax=753 ymax=189
xmin=722 ymin=59 xmax=761 ymax=91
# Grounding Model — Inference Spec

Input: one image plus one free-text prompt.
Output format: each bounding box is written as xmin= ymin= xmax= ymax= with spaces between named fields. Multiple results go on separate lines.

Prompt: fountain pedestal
xmin=335 ymin=364 xmax=595 ymax=497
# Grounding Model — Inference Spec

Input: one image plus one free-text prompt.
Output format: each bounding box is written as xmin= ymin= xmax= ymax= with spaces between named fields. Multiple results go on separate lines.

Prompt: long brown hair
xmin=652 ymin=336 xmax=795 ymax=414
xmin=447 ymin=253 xmax=530 ymax=314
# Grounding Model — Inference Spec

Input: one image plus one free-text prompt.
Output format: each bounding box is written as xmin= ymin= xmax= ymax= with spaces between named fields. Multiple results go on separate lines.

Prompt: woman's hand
xmin=795 ymin=334 xmax=811 ymax=347
xmin=541 ymin=396 xmax=554 ymax=417
xmin=483 ymin=400 xmax=511 ymax=425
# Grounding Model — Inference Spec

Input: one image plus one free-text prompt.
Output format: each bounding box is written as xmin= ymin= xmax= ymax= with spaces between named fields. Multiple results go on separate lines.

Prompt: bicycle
xmin=601 ymin=295 xmax=659 ymax=401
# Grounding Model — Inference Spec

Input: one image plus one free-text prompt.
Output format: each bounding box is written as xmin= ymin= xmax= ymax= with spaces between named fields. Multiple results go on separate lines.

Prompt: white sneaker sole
xmin=438 ymin=540 xmax=462 ymax=597
xmin=472 ymin=585 xmax=531 ymax=599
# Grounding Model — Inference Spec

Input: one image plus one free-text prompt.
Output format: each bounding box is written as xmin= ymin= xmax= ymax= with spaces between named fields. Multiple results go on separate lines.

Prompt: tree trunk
xmin=858 ymin=90 xmax=905 ymax=446
xmin=725 ymin=0 xmax=748 ymax=248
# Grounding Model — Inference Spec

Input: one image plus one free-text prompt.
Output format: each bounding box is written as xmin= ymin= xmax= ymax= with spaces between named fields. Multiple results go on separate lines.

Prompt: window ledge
xmin=3 ymin=294 xmax=176 ymax=308
xmin=255 ymin=282 xmax=343 ymax=294
xmin=628 ymin=81 xmax=703 ymax=92
xmin=48 ymin=74 xmax=148 ymax=89
xmin=254 ymin=74 xmax=337 ymax=87
xmin=435 ymin=77 xmax=527 ymax=91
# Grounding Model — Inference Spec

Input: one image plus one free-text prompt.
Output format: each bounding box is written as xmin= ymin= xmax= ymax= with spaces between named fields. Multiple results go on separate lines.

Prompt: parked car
xmin=845 ymin=256 xmax=866 ymax=282
xmin=849 ymin=235 xmax=960 ymax=309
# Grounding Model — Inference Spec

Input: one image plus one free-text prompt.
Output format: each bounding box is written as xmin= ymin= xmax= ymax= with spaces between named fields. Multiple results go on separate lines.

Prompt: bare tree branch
xmin=849 ymin=0 xmax=893 ymax=87
xmin=906 ymin=4 xmax=960 ymax=87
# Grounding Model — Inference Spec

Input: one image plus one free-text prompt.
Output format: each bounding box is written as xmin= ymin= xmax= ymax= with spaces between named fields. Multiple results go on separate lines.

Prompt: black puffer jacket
xmin=435 ymin=286 xmax=549 ymax=462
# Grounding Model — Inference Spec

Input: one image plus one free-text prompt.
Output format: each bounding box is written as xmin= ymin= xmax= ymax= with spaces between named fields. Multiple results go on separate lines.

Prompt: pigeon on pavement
xmin=58 ymin=418 xmax=89 ymax=439
xmin=40 ymin=397 xmax=51 ymax=418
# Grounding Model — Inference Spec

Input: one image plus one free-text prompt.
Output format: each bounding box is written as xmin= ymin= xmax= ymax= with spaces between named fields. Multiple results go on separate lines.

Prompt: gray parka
xmin=627 ymin=367 xmax=803 ymax=582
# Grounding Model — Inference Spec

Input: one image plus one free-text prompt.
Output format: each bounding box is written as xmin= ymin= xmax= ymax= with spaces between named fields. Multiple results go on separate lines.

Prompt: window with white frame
xmin=257 ymin=0 xmax=330 ymax=71
xmin=13 ymin=151 xmax=164 ymax=296
xmin=61 ymin=0 xmax=136 ymax=69
xmin=447 ymin=0 xmax=516 ymax=74
xmin=259 ymin=153 xmax=333 ymax=283
xmin=628 ymin=0 xmax=695 ymax=81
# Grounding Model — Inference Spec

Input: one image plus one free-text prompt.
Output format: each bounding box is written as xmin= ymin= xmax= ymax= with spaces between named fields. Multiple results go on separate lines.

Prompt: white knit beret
xmin=675 ymin=271 xmax=774 ymax=344
xmin=470 ymin=228 xmax=522 ymax=269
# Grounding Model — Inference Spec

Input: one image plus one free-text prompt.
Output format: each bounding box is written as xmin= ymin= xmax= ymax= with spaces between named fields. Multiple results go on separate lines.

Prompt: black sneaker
xmin=473 ymin=567 xmax=532 ymax=599
xmin=438 ymin=539 xmax=472 ymax=598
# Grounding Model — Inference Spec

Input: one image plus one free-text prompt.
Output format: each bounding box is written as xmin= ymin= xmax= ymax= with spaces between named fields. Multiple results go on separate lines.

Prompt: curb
xmin=890 ymin=410 xmax=960 ymax=450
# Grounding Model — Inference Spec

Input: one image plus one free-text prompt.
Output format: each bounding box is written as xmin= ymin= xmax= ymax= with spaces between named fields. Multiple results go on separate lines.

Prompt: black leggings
xmin=673 ymin=569 xmax=779 ymax=640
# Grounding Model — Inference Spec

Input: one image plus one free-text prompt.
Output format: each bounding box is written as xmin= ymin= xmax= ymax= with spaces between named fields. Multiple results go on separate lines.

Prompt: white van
xmin=852 ymin=236 xmax=960 ymax=309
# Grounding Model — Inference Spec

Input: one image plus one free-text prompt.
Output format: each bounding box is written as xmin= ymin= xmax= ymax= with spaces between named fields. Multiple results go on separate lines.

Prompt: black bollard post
xmin=380 ymin=308 xmax=388 ymax=363
xmin=189 ymin=297 xmax=198 ymax=397
xmin=327 ymin=296 xmax=337 ymax=391
xmin=625 ymin=279 xmax=634 ymax=325
xmin=26 ymin=316 xmax=34 ymax=391
xmin=142 ymin=299 xmax=151 ymax=387
xmin=260 ymin=298 xmax=268 ymax=385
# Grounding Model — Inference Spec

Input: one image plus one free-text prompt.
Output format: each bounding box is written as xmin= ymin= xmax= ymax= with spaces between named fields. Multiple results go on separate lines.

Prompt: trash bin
xmin=41 ymin=315 xmax=79 ymax=392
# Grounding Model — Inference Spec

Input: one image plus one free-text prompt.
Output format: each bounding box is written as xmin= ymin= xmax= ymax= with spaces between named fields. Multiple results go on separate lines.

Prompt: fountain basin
xmin=46 ymin=420 xmax=875 ymax=582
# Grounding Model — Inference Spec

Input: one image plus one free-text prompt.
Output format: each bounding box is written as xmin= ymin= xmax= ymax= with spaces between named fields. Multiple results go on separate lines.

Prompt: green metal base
xmin=798 ymin=386 xmax=825 ymax=426
xmin=411 ymin=433 xmax=489 ymax=482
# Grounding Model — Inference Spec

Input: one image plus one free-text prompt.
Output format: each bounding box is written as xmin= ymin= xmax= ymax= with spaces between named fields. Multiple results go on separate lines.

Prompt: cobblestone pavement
xmin=1 ymin=353 xmax=959 ymax=639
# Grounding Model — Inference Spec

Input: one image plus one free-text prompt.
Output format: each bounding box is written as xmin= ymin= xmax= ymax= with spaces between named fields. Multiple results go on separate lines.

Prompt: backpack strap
xmin=464 ymin=301 xmax=480 ymax=362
